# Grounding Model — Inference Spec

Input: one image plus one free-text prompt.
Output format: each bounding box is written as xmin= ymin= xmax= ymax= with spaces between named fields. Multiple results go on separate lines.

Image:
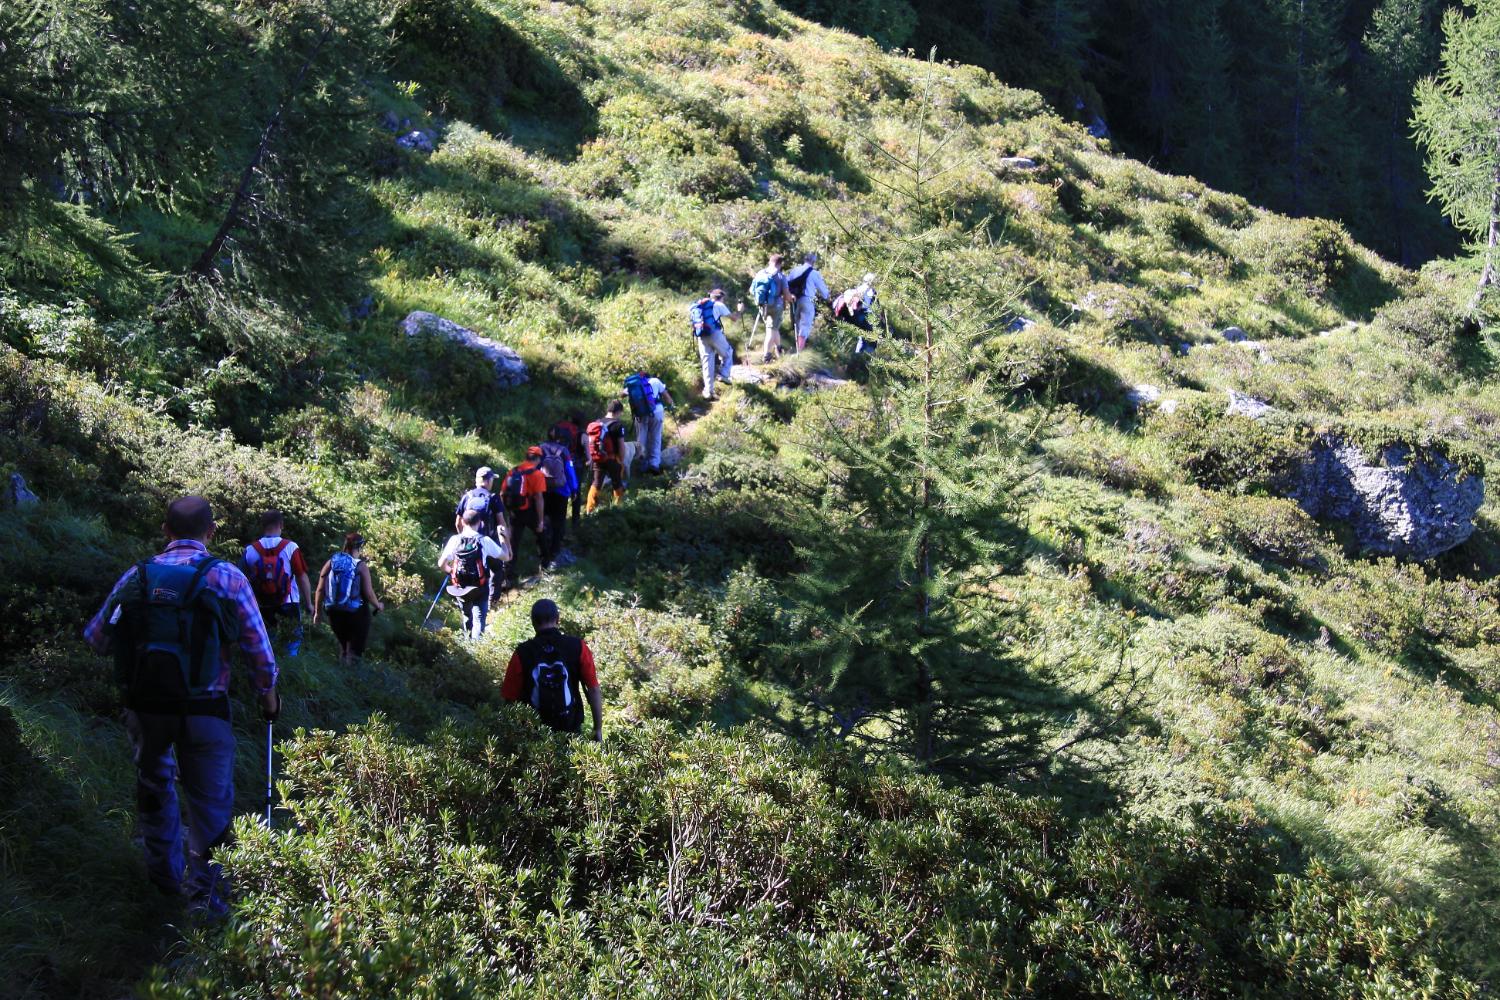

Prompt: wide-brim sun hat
xmin=446 ymin=582 xmax=478 ymax=598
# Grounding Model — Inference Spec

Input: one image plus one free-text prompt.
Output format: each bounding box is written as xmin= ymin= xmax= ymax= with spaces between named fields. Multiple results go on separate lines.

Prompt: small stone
xmin=1007 ymin=316 xmax=1035 ymax=333
xmin=1225 ymin=390 xmax=1275 ymax=420
xmin=1125 ymin=384 xmax=1161 ymax=409
xmin=1221 ymin=326 xmax=1248 ymax=343
xmin=998 ymin=157 xmax=1039 ymax=171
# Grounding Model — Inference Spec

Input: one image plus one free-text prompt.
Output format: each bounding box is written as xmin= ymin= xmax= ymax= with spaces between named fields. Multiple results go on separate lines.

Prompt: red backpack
xmin=248 ymin=539 xmax=292 ymax=604
xmin=586 ymin=420 xmax=614 ymax=464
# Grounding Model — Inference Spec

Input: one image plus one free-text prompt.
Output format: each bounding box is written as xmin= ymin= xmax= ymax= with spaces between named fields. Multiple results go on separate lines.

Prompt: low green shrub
xmin=1153 ymin=396 xmax=1311 ymax=493
xmin=1189 ymin=490 xmax=1325 ymax=567
xmin=141 ymin=714 xmax=1474 ymax=998
xmin=1237 ymin=216 xmax=1352 ymax=294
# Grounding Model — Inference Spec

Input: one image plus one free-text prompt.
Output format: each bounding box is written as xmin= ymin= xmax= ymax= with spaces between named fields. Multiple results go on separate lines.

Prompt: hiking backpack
xmin=585 ymin=420 xmax=615 ymax=464
xmin=247 ymin=539 xmax=293 ymax=605
xmin=113 ymin=557 xmax=233 ymax=704
xmin=688 ymin=298 xmax=722 ymax=338
xmin=623 ymin=372 xmax=659 ymax=420
xmin=749 ymin=271 xmax=776 ymax=307
xmin=461 ymin=486 xmax=493 ymax=531
xmin=519 ymin=632 xmax=585 ymax=730
xmin=452 ymin=535 xmax=489 ymax=588
xmin=502 ymin=464 xmax=531 ymax=508
xmin=325 ymin=552 xmax=362 ymax=612
xmin=786 ymin=264 xmax=813 ymax=299
xmin=538 ymin=441 xmax=572 ymax=495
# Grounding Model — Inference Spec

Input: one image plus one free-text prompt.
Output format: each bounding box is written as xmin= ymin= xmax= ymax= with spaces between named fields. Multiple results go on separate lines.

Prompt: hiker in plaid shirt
xmin=84 ymin=496 xmax=279 ymax=916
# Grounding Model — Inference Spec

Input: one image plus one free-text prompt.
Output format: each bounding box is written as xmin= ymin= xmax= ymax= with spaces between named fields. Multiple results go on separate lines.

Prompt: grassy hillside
xmin=2 ymin=0 xmax=1498 ymax=995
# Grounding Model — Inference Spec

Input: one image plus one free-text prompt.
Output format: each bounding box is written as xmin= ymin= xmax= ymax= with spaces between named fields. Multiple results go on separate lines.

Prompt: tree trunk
xmin=1468 ymin=122 xmax=1500 ymax=315
xmin=180 ymin=22 xmax=334 ymax=285
xmin=1289 ymin=0 xmax=1307 ymax=215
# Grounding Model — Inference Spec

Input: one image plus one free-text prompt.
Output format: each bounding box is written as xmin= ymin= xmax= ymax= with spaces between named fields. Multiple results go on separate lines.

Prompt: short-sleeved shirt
xmin=501 ymin=631 xmax=598 ymax=699
xmin=243 ymin=536 xmax=310 ymax=605
xmin=505 ymin=461 xmax=548 ymax=512
xmin=645 ymin=376 xmax=668 ymax=420
xmin=438 ymin=529 xmax=508 ymax=570
xmin=85 ymin=539 xmax=278 ymax=703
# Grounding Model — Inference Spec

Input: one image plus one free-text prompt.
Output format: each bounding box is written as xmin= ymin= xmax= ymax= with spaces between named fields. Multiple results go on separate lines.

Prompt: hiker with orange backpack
xmin=503 ymin=447 xmax=550 ymax=572
xmin=242 ymin=510 xmax=312 ymax=658
xmin=585 ymin=400 xmax=628 ymax=513
xmin=438 ymin=509 xmax=509 ymax=639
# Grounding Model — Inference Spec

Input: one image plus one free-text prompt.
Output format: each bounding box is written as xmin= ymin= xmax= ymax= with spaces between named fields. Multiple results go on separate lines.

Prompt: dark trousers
xmin=258 ymin=601 xmax=302 ymax=653
xmin=543 ymin=493 xmax=569 ymax=563
xmin=126 ymin=710 xmax=236 ymax=901
xmin=327 ymin=605 xmax=372 ymax=657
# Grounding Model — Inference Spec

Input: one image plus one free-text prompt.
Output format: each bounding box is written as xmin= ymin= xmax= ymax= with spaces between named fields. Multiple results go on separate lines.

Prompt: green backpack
xmin=113 ymin=557 xmax=234 ymax=703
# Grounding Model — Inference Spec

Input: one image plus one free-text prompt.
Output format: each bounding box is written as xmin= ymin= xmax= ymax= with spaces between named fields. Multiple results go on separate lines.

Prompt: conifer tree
xmin=1413 ymin=0 xmax=1500 ymax=313
xmin=775 ymin=62 xmax=1132 ymax=775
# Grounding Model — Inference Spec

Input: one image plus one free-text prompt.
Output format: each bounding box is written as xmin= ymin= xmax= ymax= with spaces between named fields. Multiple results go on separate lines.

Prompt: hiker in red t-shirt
xmin=501 ymin=599 xmax=602 ymax=740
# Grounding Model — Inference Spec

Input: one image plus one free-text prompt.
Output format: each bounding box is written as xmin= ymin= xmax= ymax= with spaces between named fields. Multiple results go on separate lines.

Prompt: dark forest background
xmin=787 ymin=0 xmax=1458 ymax=266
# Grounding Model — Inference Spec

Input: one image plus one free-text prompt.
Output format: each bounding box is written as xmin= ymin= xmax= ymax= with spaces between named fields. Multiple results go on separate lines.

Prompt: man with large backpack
xmin=83 ymin=496 xmax=280 ymax=916
xmin=585 ymin=400 xmax=628 ymax=514
xmin=501 ymin=599 xmax=603 ymax=740
xmin=551 ymin=414 xmax=587 ymax=528
xmin=537 ymin=430 xmax=579 ymax=567
xmin=688 ymin=287 xmax=735 ymax=401
xmin=502 ymin=447 xmax=549 ymax=572
xmin=786 ymin=251 xmax=831 ymax=354
xmin=241 ymin=510 xmax=312 ymax=658
xmin=624 ymin=370 xmax=676 ymax=475
xmin=750 ymin=252 xmax=792 ymax=363
xmin=438 ymin=509 xmax=509 ymax=639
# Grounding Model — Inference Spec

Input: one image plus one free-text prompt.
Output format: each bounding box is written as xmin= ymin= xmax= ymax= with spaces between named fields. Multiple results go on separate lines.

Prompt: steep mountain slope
xmin=1 ymin=0 xmax=1497 ymax=995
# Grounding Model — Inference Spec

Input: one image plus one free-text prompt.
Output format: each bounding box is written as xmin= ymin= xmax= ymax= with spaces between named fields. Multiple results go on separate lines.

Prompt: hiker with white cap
xmin=438 ymin=509 xmax=509 ymax=639
xmin=785 ymin=252 xmax=831 ymax=353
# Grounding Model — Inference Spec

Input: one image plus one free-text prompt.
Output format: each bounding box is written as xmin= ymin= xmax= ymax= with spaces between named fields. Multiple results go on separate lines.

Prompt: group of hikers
xmin=76 ymin=249 xmax=878 ymax=918
xmin=689 ymin=252 xmax=881 ymax=397
xmin=84 ymin=496 xmax=602 ymax=917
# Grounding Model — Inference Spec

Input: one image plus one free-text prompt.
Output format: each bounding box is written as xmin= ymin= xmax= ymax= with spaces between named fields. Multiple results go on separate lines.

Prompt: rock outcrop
xmin=1225 ymin=391 xmax=1275 ymax=420
xmin=1290 ymin=435 xmax=1483 ymax=561
xmin=400 ymin=311 xmax=528 ymax=388
xmin=8 ymin=473 xmax=39 ymax=506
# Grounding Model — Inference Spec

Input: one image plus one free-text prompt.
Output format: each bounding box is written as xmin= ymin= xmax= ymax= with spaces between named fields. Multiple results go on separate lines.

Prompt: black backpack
xmin=452 ymin=535 xmax=488 ymax=588
xmin=519 ymin=631 xmax=585 ymax=731
xmin=786 ymin=264 xmax=813 ymax=298
xmin=113 ymin=557 xmax=233 ymax=707
xmin=461 ymin=487 xmax=493 ymax=533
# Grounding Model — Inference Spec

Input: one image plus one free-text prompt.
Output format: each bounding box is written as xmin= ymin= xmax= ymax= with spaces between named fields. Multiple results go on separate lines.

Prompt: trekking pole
xmin=420 ymin=587 xmax=444 ymax=631
xmin=263 ymin=720 xmax=274 ymax=828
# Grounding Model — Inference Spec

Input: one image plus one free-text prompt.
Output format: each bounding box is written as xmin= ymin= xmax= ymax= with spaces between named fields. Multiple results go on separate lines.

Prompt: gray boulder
xmin=729 ymin=364 xmax=767 ymax=385
xmin=396 ymin=129 xmax=435 ymax=153
xmin=1225 ymin=390 xmax=1275 ymax=420
xmin=9 ymin=473 xmax=38 ymax=506
xmin=1125 ymin=384 xmax=1162 ymax=410
xmin=1290 ymin=436 xmax=1483 ymax=561
xmin=1221 ymin=326 xmax=1248 ymax=343
xmin=400 ymin=311 xmax=528 ymax=388
xmin=998 ymin=157 xmax=1039 ymax=171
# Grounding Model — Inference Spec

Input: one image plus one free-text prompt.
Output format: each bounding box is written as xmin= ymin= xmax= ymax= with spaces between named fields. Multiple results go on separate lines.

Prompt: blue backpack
xmin=325 ymin=552 xmax=362 ymax=611
xmin=113 ymin=557 xmax=233 ymax=703
xmin=749 ymin=271 xmax=776 ymax=307
xmin=689 ymin=298 xmax=722 ymax=338
xmin=624 ymin=372 xmax=660 ymax=420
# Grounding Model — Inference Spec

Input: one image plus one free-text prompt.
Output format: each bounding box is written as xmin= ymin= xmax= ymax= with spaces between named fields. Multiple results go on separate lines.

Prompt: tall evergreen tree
xmin=1358 ymin=0 xmax=1440 ymax=264
xmin=775 ymin=64 xmax=1131 ymax=774
xmin=1413 ymin=0 xmax=1500 ymax=312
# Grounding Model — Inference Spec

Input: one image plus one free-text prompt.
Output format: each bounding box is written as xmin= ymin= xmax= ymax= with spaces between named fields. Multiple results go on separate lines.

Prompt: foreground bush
xmin=145 ymin=714 xmax=1475 ymax=998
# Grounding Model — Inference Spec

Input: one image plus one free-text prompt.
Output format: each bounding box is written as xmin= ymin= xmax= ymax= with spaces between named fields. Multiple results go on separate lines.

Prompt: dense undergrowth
xmin=2 ymin=0 xmax=1499 ymax=996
